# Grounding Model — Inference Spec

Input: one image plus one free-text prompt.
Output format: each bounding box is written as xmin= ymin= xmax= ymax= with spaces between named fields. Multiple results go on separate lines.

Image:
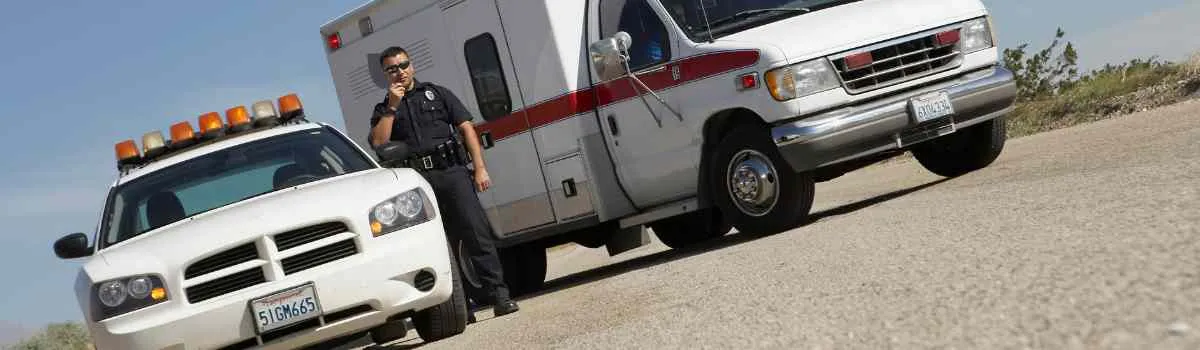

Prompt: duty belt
xmin=403 ymin=140 xmax=470 ymax=171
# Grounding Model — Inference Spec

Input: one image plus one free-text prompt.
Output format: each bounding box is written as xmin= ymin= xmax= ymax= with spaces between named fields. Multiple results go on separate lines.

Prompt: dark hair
xmin=379 ymin=46 xmax=409 ymax=66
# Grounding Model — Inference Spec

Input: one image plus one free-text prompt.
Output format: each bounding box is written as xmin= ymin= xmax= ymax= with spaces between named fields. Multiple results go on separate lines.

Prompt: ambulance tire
xmin=500 ymin=244 xmax=547 ymax=297
xmin=709 ymin=124 xmax=815 ymax=236
xmin=412 ymin=243 xmax=468 ymax=343
xmin=649 ymin=207 xmax=731 ymax=249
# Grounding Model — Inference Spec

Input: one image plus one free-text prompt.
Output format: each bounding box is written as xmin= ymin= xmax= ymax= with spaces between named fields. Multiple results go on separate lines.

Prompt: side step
xmin=617 ymin=197 xmax=702 ymax=229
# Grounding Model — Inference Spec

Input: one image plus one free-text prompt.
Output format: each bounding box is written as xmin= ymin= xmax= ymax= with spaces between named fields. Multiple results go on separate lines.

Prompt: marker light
xmin=278 ymin=93 xmax=303 ymax=121
xmin=226 ymin=106 xmax=251 ymax=132
xmin=142 ymin=131 xmax=167 ymax=158
xmin=251 ymin=100 xmax=279 ymax=127
xmin=198 ymin=112 xmax=225 ymax=139
xmin=115 ymin=140 xmax=141 ymax=166
xmin=326 ymin=32 xmax=341 ymax=50
xmin=169 ymin=121 xmax=197 ymax=148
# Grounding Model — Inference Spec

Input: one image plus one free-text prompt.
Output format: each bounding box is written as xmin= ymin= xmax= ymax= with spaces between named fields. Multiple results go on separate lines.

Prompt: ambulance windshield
xmin=96 ymin=127 xmax=374 ymax=249
xmin=659 ymin=0 xmax=860 ymax=40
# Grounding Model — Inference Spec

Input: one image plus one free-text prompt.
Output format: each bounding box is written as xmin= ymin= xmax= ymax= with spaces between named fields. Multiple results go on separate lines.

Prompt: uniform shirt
xmin=370 ymin=80 xmax=473 ymax=153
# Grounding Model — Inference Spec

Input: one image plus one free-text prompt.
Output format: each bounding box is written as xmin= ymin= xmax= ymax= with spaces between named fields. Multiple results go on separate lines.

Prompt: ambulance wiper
xmin=704 ymin=8 xmax=811 ymax=30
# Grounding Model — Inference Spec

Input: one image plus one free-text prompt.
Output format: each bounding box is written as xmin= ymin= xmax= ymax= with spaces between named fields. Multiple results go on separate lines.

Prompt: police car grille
xmin=186 ymin=267 xmax=268 ymax=303
xmin=273 ymin=222 xmax=349 ymax=251
xmin=832 ymin=32 xmax=962 ymax=93
xmin=281 ymin=239 xmax=358 ymax=275
xmin=184 ymin=242 xmax=259 ymax=279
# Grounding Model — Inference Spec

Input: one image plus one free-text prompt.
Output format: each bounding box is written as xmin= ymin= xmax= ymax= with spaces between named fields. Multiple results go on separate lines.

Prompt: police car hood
xmin=81 ymin=167 xmax=432 ymax=283
xmin=716 ymin=0 xmax=987 ymax=62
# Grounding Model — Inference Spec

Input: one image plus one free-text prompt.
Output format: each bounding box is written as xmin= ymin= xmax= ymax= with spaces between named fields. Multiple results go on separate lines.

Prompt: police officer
xmin=368 ymin=46 xmax=519 ymax=317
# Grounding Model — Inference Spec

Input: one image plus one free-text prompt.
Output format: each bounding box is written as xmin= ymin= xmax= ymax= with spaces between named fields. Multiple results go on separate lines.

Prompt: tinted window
xmin=601 ymin=0 xmax=672 ymax=71
xmin=98 ymin=127 xmax=375 ymax=249
xmin=464 ymin=33 xmax=513 ymax=121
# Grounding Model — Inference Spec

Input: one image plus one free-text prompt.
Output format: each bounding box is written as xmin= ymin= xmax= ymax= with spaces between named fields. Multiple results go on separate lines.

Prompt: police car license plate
xmin=908 ymin=90 xmax=955 ymax=123
xmin=250 ymin=283 xmax=321 ymax=334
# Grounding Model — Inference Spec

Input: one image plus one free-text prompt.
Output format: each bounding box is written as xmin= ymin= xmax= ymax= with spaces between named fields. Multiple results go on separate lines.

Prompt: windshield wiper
xmin=704 ymin=8 xmax=811 ymax=29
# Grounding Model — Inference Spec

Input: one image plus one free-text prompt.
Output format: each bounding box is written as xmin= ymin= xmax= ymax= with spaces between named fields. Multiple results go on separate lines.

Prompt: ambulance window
xmin=464 ymin=33 xmax=512 ymax=122
xmin=601 ymin=0 xmax=671 ymax=71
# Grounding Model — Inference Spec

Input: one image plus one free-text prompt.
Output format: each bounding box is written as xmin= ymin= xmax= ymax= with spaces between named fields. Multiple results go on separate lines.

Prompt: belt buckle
xmin=420 ymin=155 xmax=434 ymax=169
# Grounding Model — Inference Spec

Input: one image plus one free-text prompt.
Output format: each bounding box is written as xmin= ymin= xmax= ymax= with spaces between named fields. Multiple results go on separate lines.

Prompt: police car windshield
xmin=97 ymin=127 xmax=374 ymax=249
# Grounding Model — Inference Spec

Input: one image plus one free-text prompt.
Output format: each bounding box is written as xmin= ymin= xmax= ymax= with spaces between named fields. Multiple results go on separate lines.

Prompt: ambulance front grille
xmin=831 ymin=31 xmax=962 ymax=93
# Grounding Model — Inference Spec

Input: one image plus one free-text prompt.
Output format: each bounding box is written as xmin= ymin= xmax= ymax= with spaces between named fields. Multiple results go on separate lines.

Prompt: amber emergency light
xmin=278 ymin=93 xmax=304 ymax=121
xmin=170 ymin=121 xmax=197 ymax=148
xmin=115 ymin=140 xmax=141 ymax=166
xmin=198 ymin=112 xmax=225 ymax=139
xmin=226 ymin=106 xmax=252 ymax=132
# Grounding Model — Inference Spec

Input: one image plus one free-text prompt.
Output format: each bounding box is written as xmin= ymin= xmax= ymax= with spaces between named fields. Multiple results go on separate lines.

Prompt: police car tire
xmin=413 ymin=244 xmax=469 ymax=342
xmin=910 ymin=116 xmax=1006 ymax=178
xmin=709 ymin=124 xmax=815 ymax=236
xmin=649 ymin=207 xmax=731 ymax=249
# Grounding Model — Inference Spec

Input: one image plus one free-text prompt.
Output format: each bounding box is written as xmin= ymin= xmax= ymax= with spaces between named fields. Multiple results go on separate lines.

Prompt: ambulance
xmin=52 ymin=94 xmax=469 ymax=349
xmin=320 ymin=0 xmax=1017 ymax=297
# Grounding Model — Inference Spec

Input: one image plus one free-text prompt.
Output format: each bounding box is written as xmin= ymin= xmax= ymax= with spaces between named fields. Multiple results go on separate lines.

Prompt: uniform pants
xmin=422 ymin=165 xmax=509 ymax=302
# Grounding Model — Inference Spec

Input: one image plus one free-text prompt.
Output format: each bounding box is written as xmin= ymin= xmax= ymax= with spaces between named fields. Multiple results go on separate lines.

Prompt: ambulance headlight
xmin=764 ymin=58 xmax=840 ymax=101
xmin=369 ymin=188 xmax=435 ymax=236
xmin=92 ymin=274 xmax=169 ymax=321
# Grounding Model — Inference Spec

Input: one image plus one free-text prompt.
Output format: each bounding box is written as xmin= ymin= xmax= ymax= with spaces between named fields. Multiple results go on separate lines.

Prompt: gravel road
xmin=354 ymin=99 xmax=1200 ymax=349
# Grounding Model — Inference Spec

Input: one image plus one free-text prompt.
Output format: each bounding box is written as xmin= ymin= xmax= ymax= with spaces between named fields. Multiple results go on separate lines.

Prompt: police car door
xmin=444 ymin=0 xmax=556 ymax=236
xmin=588 ymin=0 xmax=695 ymax=208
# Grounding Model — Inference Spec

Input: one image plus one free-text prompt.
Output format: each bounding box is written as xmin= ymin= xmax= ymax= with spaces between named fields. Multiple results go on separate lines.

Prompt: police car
xmin=52 ymin=93 xmax=468 ymax=349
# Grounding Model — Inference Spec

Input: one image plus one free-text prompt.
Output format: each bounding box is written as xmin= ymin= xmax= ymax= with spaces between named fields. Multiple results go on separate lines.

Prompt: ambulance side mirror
xmin=590 ymin=31 xmax=634 ymax=81
xmin=374 ymin=141 xmax=411 ymax=168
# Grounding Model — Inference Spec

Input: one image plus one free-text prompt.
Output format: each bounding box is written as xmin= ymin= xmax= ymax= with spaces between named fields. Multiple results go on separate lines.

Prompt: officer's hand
xmin=388 ymin=83 xmax=405 ymax=108
xmin=473 ymin=167 xmax=491 ymax=192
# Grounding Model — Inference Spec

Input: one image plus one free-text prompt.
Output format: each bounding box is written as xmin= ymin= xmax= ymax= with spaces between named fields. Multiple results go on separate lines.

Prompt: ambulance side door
xmin=444 ymin=0 xmax=557 ymax=237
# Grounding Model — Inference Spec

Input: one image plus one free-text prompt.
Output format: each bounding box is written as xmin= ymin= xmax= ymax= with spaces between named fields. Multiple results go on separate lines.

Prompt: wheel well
xmin=697 ymin=108 xmax=767 ymax=206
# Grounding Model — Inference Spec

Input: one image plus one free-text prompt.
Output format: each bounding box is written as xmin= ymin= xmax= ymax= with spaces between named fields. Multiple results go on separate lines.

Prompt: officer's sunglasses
xmin=383 ymin=61 xmax=411 ymax=74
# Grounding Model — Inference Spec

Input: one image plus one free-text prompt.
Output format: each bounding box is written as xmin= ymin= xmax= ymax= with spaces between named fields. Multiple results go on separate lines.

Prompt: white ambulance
xmin=52 ymin=94 xmax=469 ymax=349
xmin=320 ymin=0 xmax=1017 ymax=297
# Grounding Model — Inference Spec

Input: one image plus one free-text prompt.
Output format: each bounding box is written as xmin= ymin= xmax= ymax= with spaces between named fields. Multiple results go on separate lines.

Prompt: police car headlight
xmin=92 ymin=274 xmax=169 ymax=321
xmin=370 ymin=188 xmax=435 ymax=237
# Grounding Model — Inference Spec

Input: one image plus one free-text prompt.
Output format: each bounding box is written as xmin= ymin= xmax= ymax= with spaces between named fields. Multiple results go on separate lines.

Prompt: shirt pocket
xmin=417 ymin=99 xmax=447 ymax=125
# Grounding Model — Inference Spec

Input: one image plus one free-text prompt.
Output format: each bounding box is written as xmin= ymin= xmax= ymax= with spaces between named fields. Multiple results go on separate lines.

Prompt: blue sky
xmin=1 ymin=0 xmax=1196 ymax=331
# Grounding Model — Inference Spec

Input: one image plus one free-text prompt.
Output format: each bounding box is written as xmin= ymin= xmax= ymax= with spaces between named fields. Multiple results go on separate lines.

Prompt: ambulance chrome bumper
xmin=770 ymin=65 xmax=1017 ymax=173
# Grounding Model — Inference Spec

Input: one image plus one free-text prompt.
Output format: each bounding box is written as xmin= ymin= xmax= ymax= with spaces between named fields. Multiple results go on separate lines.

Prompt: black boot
xmin=490 ymin=287 xmax=519 ymax=317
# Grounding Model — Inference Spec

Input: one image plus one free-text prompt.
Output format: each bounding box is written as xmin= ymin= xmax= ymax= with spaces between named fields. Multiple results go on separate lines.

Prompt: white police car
xmin=52 ymin=93 xmax=468 ymax=349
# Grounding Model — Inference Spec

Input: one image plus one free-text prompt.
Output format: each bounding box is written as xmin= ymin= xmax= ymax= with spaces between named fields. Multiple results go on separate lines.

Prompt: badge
xmin=425 ymin=90 xmax=436 ymax=101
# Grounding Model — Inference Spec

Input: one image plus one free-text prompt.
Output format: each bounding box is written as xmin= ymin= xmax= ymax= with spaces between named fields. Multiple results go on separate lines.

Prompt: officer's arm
xmin=370 ymin=107 xmax=394 ymax=147
xmin=457 ymin=121 xmax=487 ymax=170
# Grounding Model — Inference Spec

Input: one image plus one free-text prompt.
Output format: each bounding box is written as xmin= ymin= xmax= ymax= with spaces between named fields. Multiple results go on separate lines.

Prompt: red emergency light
xmin=844 ymin=52 xmax=873 ymax=70
xmin=935 ymin=29 xmax=961 ymax=46
xmin=326 ymin=32 xmax=341 ymax=50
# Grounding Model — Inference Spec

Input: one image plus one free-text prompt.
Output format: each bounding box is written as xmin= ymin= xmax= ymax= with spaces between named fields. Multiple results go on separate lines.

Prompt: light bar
xmin=169 ymin=121 xmax=197 ymax=148
xmin=251 ymin=100 xmax=279 ymax=127
xmin=226 ymin=106 xmax=251 ymax=133
xmin=142 ymin=131 xmax=167 ymax=158
xmin=198 ymin=112 xmax=225 ymax=139
xmin=115 ymin=139 xmax=141 ymax=167
xmin=278 ymin=93 xmax=303 ymax=121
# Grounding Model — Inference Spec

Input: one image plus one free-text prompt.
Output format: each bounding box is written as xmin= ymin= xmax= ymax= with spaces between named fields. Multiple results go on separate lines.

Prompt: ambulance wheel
xmin=412 ymin=244 xmax=468 ymax=342
xmin=649 ymin=207 xmax=731 ymax=249
xmin=709 ymin=124 xmax=815 ymax=236
xmin=500 ymin=244 xmax=547 ymax=297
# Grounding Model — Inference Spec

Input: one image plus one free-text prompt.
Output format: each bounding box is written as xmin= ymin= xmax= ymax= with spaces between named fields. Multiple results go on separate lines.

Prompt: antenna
xmin=699 ymin=0 xmax=715 ymax=43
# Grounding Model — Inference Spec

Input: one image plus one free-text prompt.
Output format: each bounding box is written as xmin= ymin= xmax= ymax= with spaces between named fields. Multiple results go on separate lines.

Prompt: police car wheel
xmin=413 ymin=243 xmax=469 ymax=342
xmin=709 ymin=124 xmax=815 ymax=236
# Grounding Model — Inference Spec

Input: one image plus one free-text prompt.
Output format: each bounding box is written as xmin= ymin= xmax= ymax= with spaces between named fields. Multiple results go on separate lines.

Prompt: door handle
xmin=480 ymin=131 xmax=494 ymax=149
xmin=607 ymin=115 xmax=619 ymax=136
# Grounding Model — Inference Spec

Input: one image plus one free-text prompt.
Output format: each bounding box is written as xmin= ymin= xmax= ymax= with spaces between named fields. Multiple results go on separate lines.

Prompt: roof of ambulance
xmin=111 ymin=122 xmax=335 ymax=187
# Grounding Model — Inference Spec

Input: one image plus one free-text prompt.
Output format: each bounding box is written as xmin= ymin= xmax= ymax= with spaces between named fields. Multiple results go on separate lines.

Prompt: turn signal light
xmin=142 ymin=131 xmax=167 ymax=158
xmin=170 ymin=121 xmax=197 ymax=148
xmin=226 ymin=106 xmax=251 ymax=132
xmin=115 ymin=140 xmax=140 ymax=166
xmin=278 ymin=93 xmax=303 ymax=121
xmin=198 ymin=112 xmax=225 ymax=139
xmin=150 ymin=287 xmax=167 ymax=301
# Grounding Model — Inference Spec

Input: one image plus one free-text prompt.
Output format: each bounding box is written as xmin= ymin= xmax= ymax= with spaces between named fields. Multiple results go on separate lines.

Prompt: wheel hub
xmin=726 ymin=150 xmax=779 ymax=216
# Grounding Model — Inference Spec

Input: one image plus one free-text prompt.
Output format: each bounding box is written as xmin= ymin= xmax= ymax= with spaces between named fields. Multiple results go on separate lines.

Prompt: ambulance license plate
xmin=908 ymin=90 xmax=955 ymax=123
xmin=250 ymin=283 xmax=321 ymax=334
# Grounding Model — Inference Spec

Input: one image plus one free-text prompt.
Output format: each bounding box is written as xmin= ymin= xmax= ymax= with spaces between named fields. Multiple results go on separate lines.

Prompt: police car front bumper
xmin=770 ymin=65 xmax=1017 ymax=173
xmin=86 ymin=220 xmax=454 ymax=350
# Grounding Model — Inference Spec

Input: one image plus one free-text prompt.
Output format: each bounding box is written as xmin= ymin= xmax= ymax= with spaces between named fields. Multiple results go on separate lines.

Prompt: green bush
xmin=5 ymin=322 xmax=91 ymax=350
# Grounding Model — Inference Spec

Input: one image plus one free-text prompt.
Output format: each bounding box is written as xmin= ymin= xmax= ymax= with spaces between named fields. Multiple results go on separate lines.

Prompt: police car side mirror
xmin=374 ymin=141 xmax=412 ymax=168
xmin=589 ymin=31 xmax=633 ymax=81
xmin=53 ymin=233 xmax=92 ymax=259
